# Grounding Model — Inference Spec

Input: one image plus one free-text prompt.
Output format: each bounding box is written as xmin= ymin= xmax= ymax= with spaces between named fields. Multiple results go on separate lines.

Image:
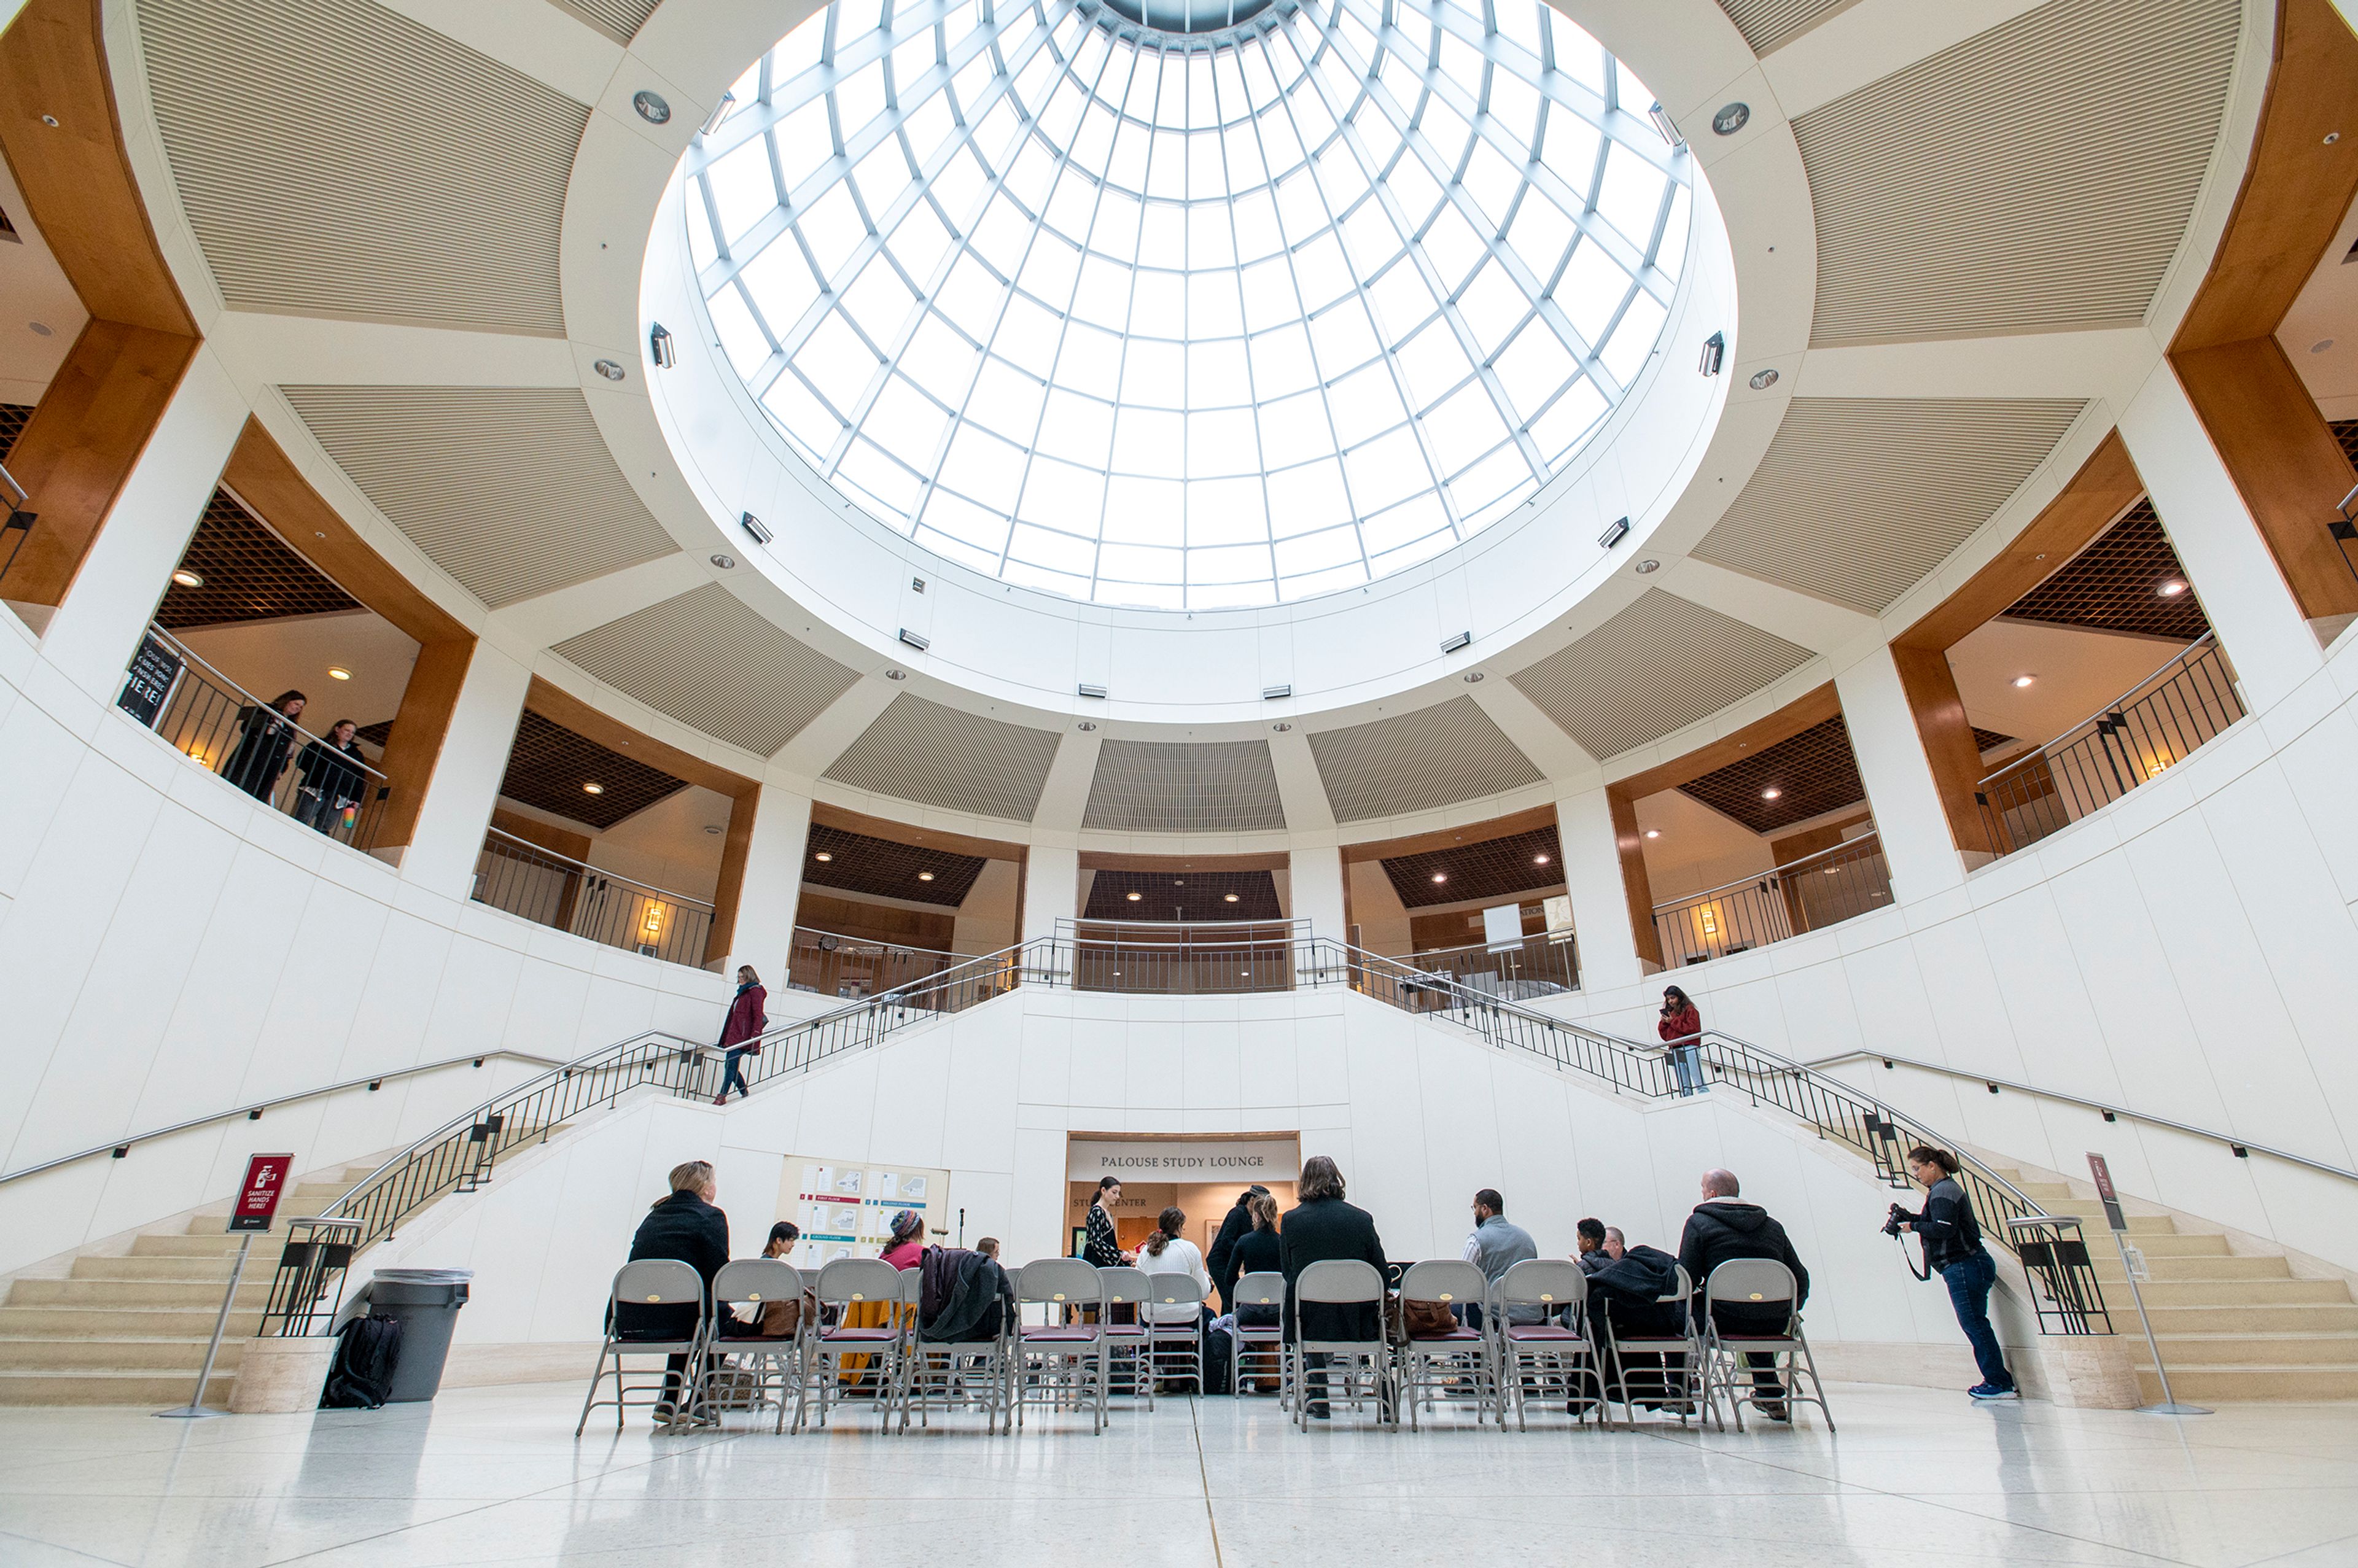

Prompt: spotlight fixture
xmin=1440 ymin=629 xmax=1473 ymax=654
xmin=1598 ymin=515 xmax=1630 ymax=549
xmin=918 ymin=871 xmax=935 ymax=882
xmin=2013 ymin=675 xmax=2036 ymax=688
xmin=898 ymin=628 xmax=930 ymax=651
xmin=1646 ymin=101 xmax=1684 ymax=148
xmin=583 ymin=782 xmax=605 ymax=795
xmin=814 ymin=850 xmax=833 ymax=861
xmin=1270 ymin=722 xmax=1293 ymax=732
xmin=1077 ymin=683 xmax=1108 ymax=699
xmin=710 ymin=553 xmax=736 ymax=569
xmin=696 ymin=91 xmax=735 ymax=136
xmin=649 ymin=323 xmax=677 ymax=368
xmin=632 ymin=89 xmax=671 ymax=124
xmin=2157 ymin=580 xmax=2187 ymax=597
xmin=1462 ymin=671 xmax=1484 ymax=683
xmin=1263 ymin=683 xmax=1293 ymax=700
xmin=1762 ymin=786 xmax=1781 ymax=800
xmin=884 ymin=669 xmax=906 ymax=680
xmin=1431 ymin=872 xmax=1447 ymax=883
xmin=1711 ymin=102 xmax=1749 ymax=136
xmin=739 ymin=511 xmax=771 ymax=543
xmin=1076 ymin=721 xmax=1098 ymax=731
xmin=1698 ymin=331 xmax=1726 ymax=377
xmin=170 ymin=569 xmax=204 ymax=588
xmin=1126 ymin=891 xmax=1142 ymax=901
xmin=327 ymin=667 xmax=351 ymax=681
xmin=1224 ymin=893 xmax=1240 ymax=902
xmin=1644 ymin=829 xmax=1662 ymax=839
xmin=1634 ymin=559 xmax=1660 ymax=574
xmin=1533 ymin=853 xmax=1549 ymax=865
xmin=593 ymin=359 xmax=626 ymax=382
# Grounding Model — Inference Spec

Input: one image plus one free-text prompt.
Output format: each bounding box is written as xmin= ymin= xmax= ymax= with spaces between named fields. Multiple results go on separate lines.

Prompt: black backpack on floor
xmin=1203 ymin=1322 xmax=1234 ymax=1395
xmin=321 ymin=1312 xmax=403 ymax=1409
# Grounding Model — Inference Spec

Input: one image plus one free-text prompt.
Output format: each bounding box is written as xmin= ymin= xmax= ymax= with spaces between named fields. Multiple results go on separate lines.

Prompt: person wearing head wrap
xmin=880 ymin=1208 xmax=927 ymax=1270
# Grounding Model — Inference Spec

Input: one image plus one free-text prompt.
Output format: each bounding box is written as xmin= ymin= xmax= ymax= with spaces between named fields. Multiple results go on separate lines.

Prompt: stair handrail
xmin=0 ymin=1048 xmax=574 ymax=1187
xmin=1805 ymin=1049 xmax=2358 ymax=1184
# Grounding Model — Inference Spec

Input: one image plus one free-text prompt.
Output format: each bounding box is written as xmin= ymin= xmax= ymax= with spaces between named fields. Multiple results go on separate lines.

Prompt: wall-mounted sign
xmin=1065 ymin=1136 xmax=1299 ymax=1182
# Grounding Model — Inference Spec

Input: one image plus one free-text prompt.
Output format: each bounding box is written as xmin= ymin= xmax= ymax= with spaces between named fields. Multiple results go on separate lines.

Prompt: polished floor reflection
xmin=2 ymin=1380 xmax=2354 ymax=1567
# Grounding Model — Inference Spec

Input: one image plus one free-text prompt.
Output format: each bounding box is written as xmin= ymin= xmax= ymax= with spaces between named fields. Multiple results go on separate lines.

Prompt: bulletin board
xmin=777 ymin=1157 xmax=953 ymax=1270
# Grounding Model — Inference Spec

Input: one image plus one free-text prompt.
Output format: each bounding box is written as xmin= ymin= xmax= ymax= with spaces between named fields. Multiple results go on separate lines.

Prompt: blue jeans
xmin=1670 ymin=1044 xmax=1703 ymax=1096
xmin=1943 ymin=1249 xmax=2012 ymax=1390
xmin=720 ymin=1047 xmax=752 ymax=1098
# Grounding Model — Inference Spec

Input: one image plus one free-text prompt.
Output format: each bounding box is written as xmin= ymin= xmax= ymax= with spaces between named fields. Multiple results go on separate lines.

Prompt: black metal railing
xmin=257 ymin=1217 xmax=362 ymax=1337
xmin=1065 ymin=918 xmax=1302 ymax=994
xmin=471 ymin=828 xmax=714 ymax=967
xmin=1976 ymin=634 xmax=2243 ymax=857
xmin=114 ymin=623 xmax=393 ymax=853
xmin=1387 ymin=931 xmax=1579 ymax=999
xmin=1651 ymin=831 xmax=1892 ymax=966
xmin=312 ymin=930 xmax=2111 ymax=1337
xmin=785 ymin=925 xmax=960 ymax=998
xmin=0 ymin=458 xmax=33 ymax=582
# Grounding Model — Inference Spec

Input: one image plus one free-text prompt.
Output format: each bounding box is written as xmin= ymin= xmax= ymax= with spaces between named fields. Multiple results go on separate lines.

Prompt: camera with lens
xmin=1880 ymin=1203 xmax=1910 ymax=1237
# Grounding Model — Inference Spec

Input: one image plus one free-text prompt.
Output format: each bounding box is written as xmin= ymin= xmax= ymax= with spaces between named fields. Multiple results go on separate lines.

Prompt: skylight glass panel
xmin=691 ymin=0 xmax=1689 ymax=607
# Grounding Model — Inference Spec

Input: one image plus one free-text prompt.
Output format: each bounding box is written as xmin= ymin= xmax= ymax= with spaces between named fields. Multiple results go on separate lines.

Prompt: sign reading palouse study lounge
xmin=1064 ymin=1137 xmax=1301 ymax=1182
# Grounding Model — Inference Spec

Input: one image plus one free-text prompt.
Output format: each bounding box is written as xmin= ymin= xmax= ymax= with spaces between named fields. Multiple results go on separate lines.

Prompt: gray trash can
xmin=368 ymin=1268 xmax=474 ymax=1403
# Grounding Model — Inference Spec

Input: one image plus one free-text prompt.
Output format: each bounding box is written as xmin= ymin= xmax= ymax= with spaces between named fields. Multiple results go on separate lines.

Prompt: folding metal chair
xmin=1597 ymin=1263 xmax=1705 ymax=1427
xmin=576 ymin=1259 xmax=709 ymax=1435
xmin=900 ymin=1261 xmax=1014 ymax=1434
xmin=796 ymin=1258 xmax=906 ymax=1432
xmin=1146 ymin=1273 xmax=1207 ymax=1394
xmin=1289 ymin=1259 xmax=1393 ymax=1429
xmin=1224 ymin=1270 xmax=1285 ymax=1398
xmin=1392 ymin=1260 xmax=1498 ymax=1429
xmin=1698 ymin=1259 xmax=1835 ymax=1431
xmin=701 ymin=1258 xmax=807 ymax=1433
xmin=1097 ymin=1265 xmax=1154 ymax=1407
xmin=1494 ymin=1259 xmax=1608 ymax=1430
xmin=1011 ymin=1259 xmax=1109 ymax=1433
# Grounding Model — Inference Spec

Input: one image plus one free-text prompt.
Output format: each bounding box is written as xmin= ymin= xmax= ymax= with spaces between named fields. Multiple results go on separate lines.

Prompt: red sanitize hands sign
xmin=229 ymin=1153 xmax=296 ymax=1233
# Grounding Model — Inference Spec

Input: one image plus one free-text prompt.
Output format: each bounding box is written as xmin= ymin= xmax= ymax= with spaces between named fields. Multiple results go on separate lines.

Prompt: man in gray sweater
xmin=1461 ymin=1188 xmax=1540 ymax=1325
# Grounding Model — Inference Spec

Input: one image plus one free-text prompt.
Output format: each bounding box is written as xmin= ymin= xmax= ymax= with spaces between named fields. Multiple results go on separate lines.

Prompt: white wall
xmin=368 ymin=984 xmax=1985 ymax=1382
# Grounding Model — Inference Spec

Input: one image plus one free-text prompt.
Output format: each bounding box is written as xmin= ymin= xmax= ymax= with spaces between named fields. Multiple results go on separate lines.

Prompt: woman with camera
xmin=1891 ymin=1146 xmax=2018 ymax=1401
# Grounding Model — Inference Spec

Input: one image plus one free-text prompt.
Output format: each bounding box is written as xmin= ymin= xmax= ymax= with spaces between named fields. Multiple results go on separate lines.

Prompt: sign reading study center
xmin=1065 ymin=1138 xmax=1300 ymax=1181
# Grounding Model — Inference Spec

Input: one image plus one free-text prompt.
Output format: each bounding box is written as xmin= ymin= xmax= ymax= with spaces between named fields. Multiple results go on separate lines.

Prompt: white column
xmin=724 ymin=783 xmax=810 ymax=975
xmin=2118 ymin=362 xmax=2325 ymax=710
xmin=1835 ymin=644 xmax=1967 ymax=902
xmin=36 ymin=349 xmax=244 ymax=701
xmin=1021 ymin=843 xmax=1078 ymax=947
xmin=1555 ymin=786 xmax=1644 ymax=992
xmin=395 ymin=642 xmax=530 ymax=900
xmin=1289 ymin=841 xmax=1347 ymax=942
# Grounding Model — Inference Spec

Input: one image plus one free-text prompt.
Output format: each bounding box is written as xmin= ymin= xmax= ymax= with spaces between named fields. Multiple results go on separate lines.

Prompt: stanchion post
xmin=2088 ymin=1152 xmax=2208 ymax=1416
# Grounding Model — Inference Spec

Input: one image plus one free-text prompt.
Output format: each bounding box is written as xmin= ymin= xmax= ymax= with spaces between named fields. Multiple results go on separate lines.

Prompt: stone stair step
xmin=2101 ymin=1278 xmax=2346 ymax=1308
xmin=2086 ymin=1255 xmax=2294 ymax=1283
xmin=2120 ymin=1233 xmax=2231 ymax=1258
xmin=0 ymin=1368 xmax=237 ymax=1407
xmin=6 ymin=1278 xmax=274 ymax=1310
xmin=2140 ymin=1302 xmax=2358 ymax=1335
xmin=2134 ymin=1365 xmax=2358 ymax=1403
xmin=2153 ymin=1333 xmax=2358 ymax=1367
xmin=0 ymin=1335 xmax=247 ymax=1372
xmin=71 ymin=1255 xmax=244 ymax=1283
xmin=131 ymin=1233 xmax=256 ymax=1257
xmin=0 ymin=1306 xmax=267 ymax=1338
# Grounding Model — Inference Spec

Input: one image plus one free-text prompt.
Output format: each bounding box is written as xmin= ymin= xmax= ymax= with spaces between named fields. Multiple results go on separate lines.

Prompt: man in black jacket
xmin=1676 ymin=1168 xmax=1808 ymax=1420
xmin=617 ymin=1160 xmax=730 ymax=1427
xmin=1205 ymin=1184 xmax=1268 ymax=1312
xmin=1279 ymin=1157 xmax=1391 ymax=1421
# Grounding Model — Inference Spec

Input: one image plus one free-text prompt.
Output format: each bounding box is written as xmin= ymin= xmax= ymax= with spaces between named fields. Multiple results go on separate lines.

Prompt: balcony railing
xmin=1388 ymin=930 xmax=1579 ymax=999
xmin=1652 ymin=831 xmax=1892 ymax=966
xmin=1975 ymin=634 xmax=2242 ymax=858
xmin=1063 ymin=917 xmax=1304 ymax=993
xmin=114 ymin=623 xmax=392 ymax=854
xmin=785 ymin=926 xmax=962 ymax=998
xmin=470 ymin=828 xmax=713 ymax=967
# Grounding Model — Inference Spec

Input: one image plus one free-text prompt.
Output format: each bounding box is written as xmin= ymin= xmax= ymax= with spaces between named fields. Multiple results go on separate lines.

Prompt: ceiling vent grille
xmin=138 ymin=0 xmax=586 ymax=335
xmin=553 ymin=584 xmax=862 ymax=758
xmin=1692 ymin=397 xmax=2086 ymax=613
xmin=1306 ymin=696 xmax=1544 ymax=823
xmin=822 ymin=694 xmax=1063 ymax=823
xmin=1716 ymin=0 xmax=1861 ymax=56
xmin=1510 ymin=590 xmax=1816 ymax=759
xmin=547 ymin=0 xmax=661 ymax=44
xmin=1793 ymin=0 xmax=2238 ymax=346
xmin=1081 ymin=739 xmax=1288 ymax=834
xmin=281 ymin=384 xmax=679 ymax=608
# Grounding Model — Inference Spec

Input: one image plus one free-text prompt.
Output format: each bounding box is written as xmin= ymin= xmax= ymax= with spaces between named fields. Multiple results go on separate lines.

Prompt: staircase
xmin=0 ymin=1160 xmax=386 ymax=1406
xmin=1991 ymin=1166 xmax=2358 ymax=1403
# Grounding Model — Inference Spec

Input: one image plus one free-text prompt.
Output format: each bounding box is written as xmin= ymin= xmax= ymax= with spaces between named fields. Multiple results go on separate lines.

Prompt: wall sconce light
xmin=1698 ymin=332 xmax=1726 ymax=377
xmin=650 ymin=323 xmax=677 ymax=368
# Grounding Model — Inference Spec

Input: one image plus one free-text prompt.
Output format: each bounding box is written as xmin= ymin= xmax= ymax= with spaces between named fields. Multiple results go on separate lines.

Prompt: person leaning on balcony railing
xmin=1889 ymin=1145 xmax=2018 ymax=1402
xmin=1657 ymin=985 xmax=1705 ymax=1097
xmin=292 ymin=720 xmax=368 ymax=836
xmin=219 ymin=688 xmax=306 ymax=802
xmin=712 ymin=966 xmax=768 ymax=1105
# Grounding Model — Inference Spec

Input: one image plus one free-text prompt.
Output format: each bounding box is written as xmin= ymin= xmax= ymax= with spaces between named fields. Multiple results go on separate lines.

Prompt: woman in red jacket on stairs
xmin=713 ymin=966 xmax=768 ymax=1104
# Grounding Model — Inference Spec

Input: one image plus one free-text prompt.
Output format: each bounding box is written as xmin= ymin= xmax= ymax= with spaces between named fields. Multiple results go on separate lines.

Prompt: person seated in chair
xmin=1461 ymin=1187 xmax=1538 ymax=1325
xmin=1578 ymin=1223 xmax=1687 ymax=1410
xmin=1676 ymin=1168 xmax=1809 ymax=1421
xmin=718 ymin=1222 xmax=813 ymax=1341
xmin=1278 ymin=1155 xmax=1392 ymax=1421
xmin=616 ymin=1160 xmax=729 ymax=1427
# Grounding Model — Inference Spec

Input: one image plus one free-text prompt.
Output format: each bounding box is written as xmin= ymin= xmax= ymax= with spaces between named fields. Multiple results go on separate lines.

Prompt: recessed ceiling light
xmin=1270 ymin=722 xmax=1292 ymax=732
xmin=709 ymin=553 xmax=735 ymax=569
xmin=1126 ymin=891 xmax=1142 ymax=901
xmin=1533 ymin=853 xmax=1549 ymax=864
xmin=917 ymin=871 xmax=935 ymax=881
xmin=1076 ymin=721 xmax=1097 ymax=731
xmin=1431 ymin=872 xmax=1447 ymax=883
xmin=1224 ymin=893 xmax=1239 ymax=902
xmin=1644 ymin=829 xmax=1662 ymax=839
xmin=814 ymin=850 xmax=833 ymax=861
xmin=593 ymin=359 xmax=626 ymax=382
xmin=1748 ymin=368 xmax=1778 ymax=390
xmin=884 ymin=669 xmax=906 ymax=680
xmin=327 ymin=667 xmax=351 ymax=681
xmin=2316 ymin=339 xmax=2337 ymax=354
xmin=704 ymin=825 xmax=723 ymax=836
xmin=1634 ymin=559 xmax=1660 ymax=575
xmin=1762 ymin=786 xmax=1781 ymax=800
xmin=2158 ymin=580 xmax=2187 ymax=597
xmin=28 ymin=320 xmax=53 ymax=337
xmin=2012 ymin=675 xmax=2036 ymax=688
xmin=170 ymin=569 xmax=203 ymax=588
xmin=583 ymin=782 xmax=604 ymax=794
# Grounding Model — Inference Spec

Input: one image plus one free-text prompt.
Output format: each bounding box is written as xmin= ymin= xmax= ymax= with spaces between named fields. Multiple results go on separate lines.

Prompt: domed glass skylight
xmin=684 ymin=0 xmax=1692 ymax=610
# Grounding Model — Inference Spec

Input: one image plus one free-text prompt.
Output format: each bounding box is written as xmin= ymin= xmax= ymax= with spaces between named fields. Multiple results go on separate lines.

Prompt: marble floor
xmin=1 ymin=1381 xmax=2353 ymax=1567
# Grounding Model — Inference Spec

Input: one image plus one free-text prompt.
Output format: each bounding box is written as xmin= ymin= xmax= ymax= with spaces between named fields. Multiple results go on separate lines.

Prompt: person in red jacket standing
xmin=1658 ymin=985 xmax=1705 ymax=1097
xmin=712 ymin=965 xmax=768 ymax=1104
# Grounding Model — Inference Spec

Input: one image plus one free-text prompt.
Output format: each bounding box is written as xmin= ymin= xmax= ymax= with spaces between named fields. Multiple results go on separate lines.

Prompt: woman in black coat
xmin=616 ymin=1159 xmax=729 ymax=1426
xmin=1278 ymin=1155 xmax=1391 ymax=1419
xmin=292 ymin=719 xmax=369 ymax=835
xmin=220 ymin=689 xmax=306 ymax=802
